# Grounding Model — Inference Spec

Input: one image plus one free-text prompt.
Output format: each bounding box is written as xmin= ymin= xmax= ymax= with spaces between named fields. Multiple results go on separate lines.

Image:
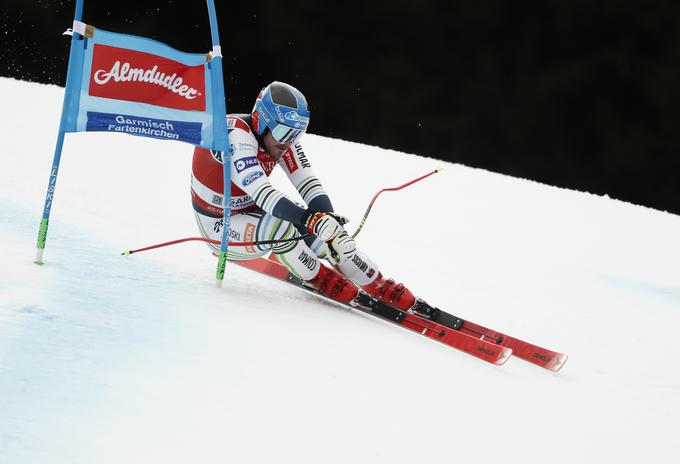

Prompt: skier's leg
xmin=258 ymin=213 xmax=320 ymax=281
xmin=335 ymin=249 xmax=416 ymax=310
xmin=195 ymin=209 xmax=358 ymax=301
xmin=271 ymin=220 xmax=358 ymax=302
xmin=194 ymin=210 xmax=269 ymax=260
xmin=256 ymin=215 xmax=361 ymax=302
xmin=195 ymin=209 xmax=316 ymax=272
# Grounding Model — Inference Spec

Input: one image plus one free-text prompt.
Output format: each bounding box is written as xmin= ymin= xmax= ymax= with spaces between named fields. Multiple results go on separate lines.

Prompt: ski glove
xmin=303 ymin=211 xmax=348 ymax=242
xmin=303 ymin=210 xmax=356 ymax=264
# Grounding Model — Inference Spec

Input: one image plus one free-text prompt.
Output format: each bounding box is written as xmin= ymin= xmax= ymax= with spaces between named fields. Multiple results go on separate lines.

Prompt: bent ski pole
xmin=122 ymin=234 xmax=311 ymax=256
xmin=123 ymin=168 xmax=441 ymax=256
xmin=351 ymin=167 xmax=442 ymax=238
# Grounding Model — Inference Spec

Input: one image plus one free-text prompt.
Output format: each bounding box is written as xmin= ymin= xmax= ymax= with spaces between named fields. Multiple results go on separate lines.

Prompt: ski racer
xmin=190 ymin=81 xmax=417 ymax=310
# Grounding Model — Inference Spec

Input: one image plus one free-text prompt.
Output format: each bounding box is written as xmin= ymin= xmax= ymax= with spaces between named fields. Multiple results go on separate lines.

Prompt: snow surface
xmin=1 ymin=77 xmax=679 ymax=463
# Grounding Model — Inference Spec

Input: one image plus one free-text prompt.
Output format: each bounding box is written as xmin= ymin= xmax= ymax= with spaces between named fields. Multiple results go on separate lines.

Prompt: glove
xmin=327 ymin=231 xmax=356 ymax=264
xmin=303 ymin=210 xmax=348 ymax=242
xmin=303 ymin=210 xmax=355 ymax=264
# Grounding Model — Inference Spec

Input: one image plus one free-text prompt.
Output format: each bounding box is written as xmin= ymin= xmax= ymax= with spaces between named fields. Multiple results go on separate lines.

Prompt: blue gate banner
xmin=62 ymin=27 xmax=228 ymax=151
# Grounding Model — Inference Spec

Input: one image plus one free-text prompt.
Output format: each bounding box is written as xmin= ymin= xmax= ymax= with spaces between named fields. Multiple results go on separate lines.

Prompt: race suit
xmin=191 ymin=114 xmax=378 ymax=285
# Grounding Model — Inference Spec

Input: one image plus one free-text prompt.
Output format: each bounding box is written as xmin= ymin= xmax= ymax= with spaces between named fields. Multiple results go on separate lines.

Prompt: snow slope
xmin=1 ymin=77 xmax=679 ymax=463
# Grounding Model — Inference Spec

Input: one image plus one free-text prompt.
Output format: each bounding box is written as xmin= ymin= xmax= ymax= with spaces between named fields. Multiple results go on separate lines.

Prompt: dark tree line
xmin=2 ymin=0 xmax=678 ymax=214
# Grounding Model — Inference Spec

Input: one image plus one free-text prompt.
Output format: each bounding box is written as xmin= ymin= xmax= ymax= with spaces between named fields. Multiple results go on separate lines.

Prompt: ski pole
xmin=123 ymin=168 xmax=441 ymax=256
xmin=122 ymin=234 xmax=311 ymax=256
xmin=351 ymin=167 xmax=442 ymax=238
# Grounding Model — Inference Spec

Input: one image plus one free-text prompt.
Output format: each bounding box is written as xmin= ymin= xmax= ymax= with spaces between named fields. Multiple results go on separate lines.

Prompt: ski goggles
xmin=270 ymin=123 xmax=305 ymax=145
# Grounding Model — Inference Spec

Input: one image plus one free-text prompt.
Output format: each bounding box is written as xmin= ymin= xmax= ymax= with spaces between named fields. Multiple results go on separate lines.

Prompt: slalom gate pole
xmin=34 ymin=0 xmax=85 ymax=265
xmin=350 ymin=168 xmax=442 ymax=238
xmin=204 ymin=0 xmax=231 ymax=287
xmin=122 ymin=168 xmax=441 ymax=257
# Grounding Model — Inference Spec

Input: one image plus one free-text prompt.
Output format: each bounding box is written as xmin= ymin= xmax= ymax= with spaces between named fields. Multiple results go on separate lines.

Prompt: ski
xmin=234 ymin=256 xmax=511 ymax=366
xmin=411 ymin=300 xmax=567 ymax=371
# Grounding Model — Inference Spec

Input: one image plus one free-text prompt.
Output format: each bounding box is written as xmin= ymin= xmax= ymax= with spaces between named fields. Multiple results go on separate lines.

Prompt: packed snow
xmin=1 ymin=77 xmax=679 ymax=463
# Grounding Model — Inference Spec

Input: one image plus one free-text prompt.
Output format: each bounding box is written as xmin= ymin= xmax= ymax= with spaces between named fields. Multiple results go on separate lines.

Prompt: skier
xmin=191 ymin=81 xmax=417 ymax=310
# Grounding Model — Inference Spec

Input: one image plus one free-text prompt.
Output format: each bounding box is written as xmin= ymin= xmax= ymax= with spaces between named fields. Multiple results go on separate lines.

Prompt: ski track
xmin=1 ymin=77 xmax=679 ymax=463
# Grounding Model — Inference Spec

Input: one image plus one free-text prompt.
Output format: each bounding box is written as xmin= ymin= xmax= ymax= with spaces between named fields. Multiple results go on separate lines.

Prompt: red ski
xmin=411 ymin=301 xmax=567 ymax=371
xmin=458 ymin=320 xmax=567 ymax=371
xmin=234 ymin=256 xmax=511 ymax=366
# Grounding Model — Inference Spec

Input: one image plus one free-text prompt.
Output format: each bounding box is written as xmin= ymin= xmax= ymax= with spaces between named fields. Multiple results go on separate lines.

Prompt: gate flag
xmin=36 ymin=0 xmax=233 ymax=287
xmin=61 ymin=26 xmax=227 ymax=151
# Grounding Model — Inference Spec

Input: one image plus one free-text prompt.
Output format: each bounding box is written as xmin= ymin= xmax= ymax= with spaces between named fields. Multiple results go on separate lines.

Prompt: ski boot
xmin=306 ymin=263 xmax=359 ymax=303
xmin=360 ymin=273 xmax=416 ymax=311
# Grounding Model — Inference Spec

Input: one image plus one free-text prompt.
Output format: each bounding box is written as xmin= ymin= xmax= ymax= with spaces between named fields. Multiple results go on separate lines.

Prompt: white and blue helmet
xmin=252 ymin=81 xmax=310 ymax=144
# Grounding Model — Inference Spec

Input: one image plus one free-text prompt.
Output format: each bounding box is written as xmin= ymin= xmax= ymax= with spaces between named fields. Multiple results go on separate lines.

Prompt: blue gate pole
xmin=205 ymin=0 xmax=232 ymax=287
xmin=35 ymin=0 xmax=85 ymax=265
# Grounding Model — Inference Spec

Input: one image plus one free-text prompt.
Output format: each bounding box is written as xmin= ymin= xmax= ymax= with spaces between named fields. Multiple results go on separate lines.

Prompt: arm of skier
xmin=277 ymin=143 xmax=355 ymax=261
xmin=278 ymin=142 xmax=336 ymax=214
